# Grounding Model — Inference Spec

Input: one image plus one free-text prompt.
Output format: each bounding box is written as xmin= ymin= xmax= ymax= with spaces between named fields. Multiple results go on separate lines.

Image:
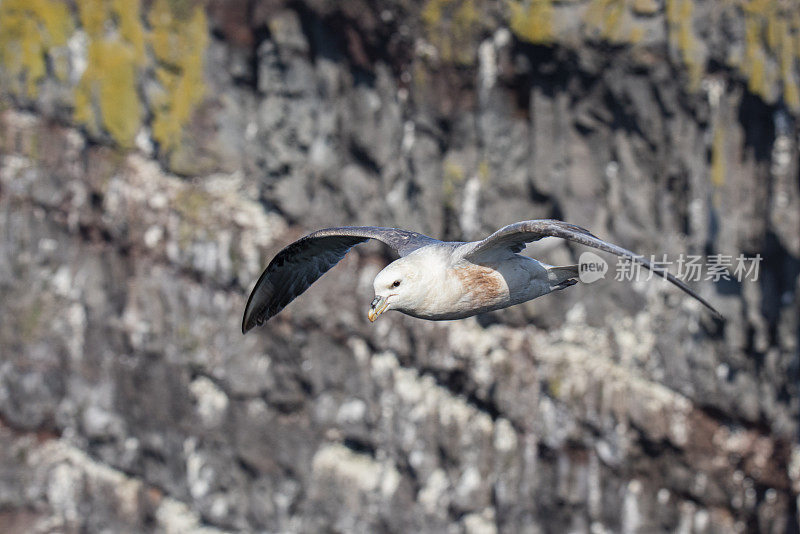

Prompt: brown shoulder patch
xmin=453 ymin=264 xmax=507 ymax=305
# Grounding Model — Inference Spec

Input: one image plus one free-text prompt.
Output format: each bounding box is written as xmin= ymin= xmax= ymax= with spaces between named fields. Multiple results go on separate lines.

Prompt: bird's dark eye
xmin=392 ymin=280 xmax=401 ymax=288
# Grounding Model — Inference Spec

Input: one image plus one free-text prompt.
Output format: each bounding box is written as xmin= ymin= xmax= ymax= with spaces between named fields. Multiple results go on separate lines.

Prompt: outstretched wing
xmin=242 ymin=226 xmax=439 ymax=333
xmin=459 ymin=219 xmax=723 ymax=319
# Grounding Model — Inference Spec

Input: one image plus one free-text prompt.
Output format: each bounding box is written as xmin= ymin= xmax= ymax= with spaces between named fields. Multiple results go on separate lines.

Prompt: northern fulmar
xmin=242 ymin=219 xmax=722 ymax=333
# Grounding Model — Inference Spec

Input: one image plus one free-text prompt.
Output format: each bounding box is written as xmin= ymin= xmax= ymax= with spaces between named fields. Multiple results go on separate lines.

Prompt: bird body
xmin=242 ymin=219 xmax=722 ymax=333
xmin=382 ymin=248 xmax=556 ymax=320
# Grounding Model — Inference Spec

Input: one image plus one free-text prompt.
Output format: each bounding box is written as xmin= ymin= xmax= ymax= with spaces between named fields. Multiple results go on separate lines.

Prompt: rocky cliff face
xmin=1 ymin=0 xmax=798 ymax=532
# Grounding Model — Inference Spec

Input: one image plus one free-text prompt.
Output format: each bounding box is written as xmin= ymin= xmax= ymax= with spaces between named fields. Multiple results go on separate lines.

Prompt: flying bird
xmin=242 ymin=219 xmax=722 ymax=333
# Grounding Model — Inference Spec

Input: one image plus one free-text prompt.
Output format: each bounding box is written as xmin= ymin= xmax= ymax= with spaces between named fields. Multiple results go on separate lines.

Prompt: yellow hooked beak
xmin=368 ymin=295 xmax=389 ymax=322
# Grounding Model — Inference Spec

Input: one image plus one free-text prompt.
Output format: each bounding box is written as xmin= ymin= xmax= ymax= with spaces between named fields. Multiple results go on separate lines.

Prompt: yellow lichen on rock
xmin=421 ymin=0 xmax=482 ymax=65
xmin=0 ymin=0 xmax=73 ymax=98
xmin=745 ymin=16 xmax=773 ymax=101
xmin=781 ymin=25 xmax=800 ymax=111
xmin=0 ymin=0 xmax=208 ymax=157
xmin=711 ymin=125 xmax=726 ymax=187
xmin=148 ymin=0 xmax=208 ymax=154
xmin=74 ymin=0 xmax=146 ymax=148
xmin=583 ymin=0 xmax=630 ymax=44
xmin=508 ymin=0 xmax=555 ymax=45
xmin=77 ymin=0 xmax=108 ymax=37
xmin=71 ymin=0 xmax=207 ymax=154
xmin=478 ymin=159 xmax=490 ymax=183
xmin=76 ymin=39 xmax=142 ymax=147
xmin=631 ymin=0 xmax=660 ymax=16
xmin=442 ymin=159 xmax=466 ymax=209
xmin=739 ymin=0 xmax=800 ymax=110
xmin=114 ymin=0 xmax=146 ymax=64
xmin=666 ymin=0 xmax=703 ymax=91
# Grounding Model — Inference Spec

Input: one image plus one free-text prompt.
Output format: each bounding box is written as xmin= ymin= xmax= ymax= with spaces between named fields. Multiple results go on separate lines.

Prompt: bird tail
xmin=547 ymin=264 xmax=579 ymax=291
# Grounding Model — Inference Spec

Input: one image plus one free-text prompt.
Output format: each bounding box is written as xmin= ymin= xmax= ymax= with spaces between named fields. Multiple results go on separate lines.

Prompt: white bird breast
xmin=401 ymin=253 xmax=551 ymax=320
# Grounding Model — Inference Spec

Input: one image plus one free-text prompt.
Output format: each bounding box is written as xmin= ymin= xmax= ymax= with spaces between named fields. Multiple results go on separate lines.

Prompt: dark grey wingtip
xmin=242 ymin=276 xmax=273 ymax=335
xmin=671 ymin=277 xmax=725 ymax=322
xmin=241 ymin=294 xmax=259 ymax=334
xmin=242 ymin=311 xmax=255 ymax=335
xmin=707 ymin=303 xmax=726 ymax=322
xmin=670 ymin=273 xmax=724 ymax=321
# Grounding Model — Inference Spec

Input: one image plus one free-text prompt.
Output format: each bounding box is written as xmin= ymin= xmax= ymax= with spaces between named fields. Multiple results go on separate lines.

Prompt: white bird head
xmin=368 ymin=257 xmax=424 ymax=321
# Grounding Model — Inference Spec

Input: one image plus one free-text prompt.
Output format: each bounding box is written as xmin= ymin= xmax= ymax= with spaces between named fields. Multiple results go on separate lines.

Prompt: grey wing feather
xmin=460 ymin=219 xmax=723 ymax=319
xmin=242 ymin=226 xmax=439 ymax=333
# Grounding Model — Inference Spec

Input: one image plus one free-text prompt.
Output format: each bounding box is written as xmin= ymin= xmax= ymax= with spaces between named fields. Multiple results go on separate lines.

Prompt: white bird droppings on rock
xmin=311 ymin=443 xmax=400 ymax=497
xmin=463 ymin=507 xmax=497 ymax=534
xmin=189 ymin=377 xmax=229 ymax=427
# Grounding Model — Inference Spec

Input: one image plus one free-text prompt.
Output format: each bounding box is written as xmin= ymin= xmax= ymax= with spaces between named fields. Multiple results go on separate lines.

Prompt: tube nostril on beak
xmin=368 ymin=295 xmax=388 ymax=322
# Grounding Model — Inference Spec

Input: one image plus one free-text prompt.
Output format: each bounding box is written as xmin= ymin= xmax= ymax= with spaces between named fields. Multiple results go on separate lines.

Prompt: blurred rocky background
xmin=1 ymin=0 xmax=799 ymax=532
